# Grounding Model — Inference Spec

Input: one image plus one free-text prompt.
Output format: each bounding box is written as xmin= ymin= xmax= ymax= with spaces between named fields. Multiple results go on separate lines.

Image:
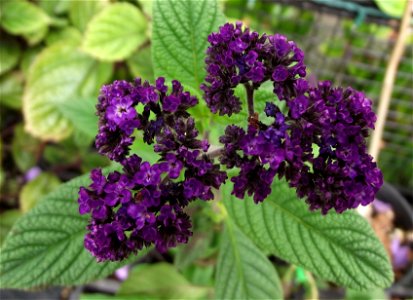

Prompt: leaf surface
xmin=83 ymin=3 xmax=147 ymax=61
xmin=216 ymin=219 xmax=283 ymax=299
xmin=0 ymin=169 xmax=140 ymax=289
xmin=223 ymin=180 xmax=393 ymax=290
xmin=152 ymin=0 xmax=225 ymax=93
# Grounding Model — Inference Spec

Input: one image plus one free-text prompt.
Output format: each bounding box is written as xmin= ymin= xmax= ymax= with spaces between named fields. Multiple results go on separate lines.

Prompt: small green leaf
xmin=152 ymin=0 xmax=225 ymax=92
xmin=216 ymin=219 xmax=283 ymax=300
xmin=23 ymin=44 xmax=111 ymax=141
xmin=20 ymin=173 xmax=61 ymax=213
xmin=118 ymin=263 xmax=210 ymax=299
xmin=223 ymin=180 xmax=394 ymax=290
xmin=20 ymin=46 xmax=41 ymax=77
xmin=0 ymin=72 xmax=23 ymax=110
xmin=83 ymin=3 xmax=147 ymax=61
xmin=39 ymin=0 xmax=69 ymax=16
xmin=127 ymin=47 xmax=154 ymax=82
xmin=11 ymin=124 xmax=41 ymax=172
xmin=69 ymin=0 xmax=108 ymax=32
xmin=0 ymin=36 xmax=20 ymax=75
xmin=0 ymin=210 xmax=22 ymax=247
xmin=0 ymin=168 xmax=141 ymax=289
xmin=1 ymin=0 xmax=50 ymax=35
xmin=58 ymin=97 xmax=98 ymax=140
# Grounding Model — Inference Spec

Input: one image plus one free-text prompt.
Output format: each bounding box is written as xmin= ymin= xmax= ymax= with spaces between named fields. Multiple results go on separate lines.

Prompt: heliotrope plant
xmin=79 ymin=22 xmax=382 ymax=262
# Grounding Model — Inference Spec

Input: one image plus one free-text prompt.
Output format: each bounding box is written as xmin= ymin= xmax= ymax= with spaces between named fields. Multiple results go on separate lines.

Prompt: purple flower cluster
xmin=80 ymin=22 xmax=384 ymax=261
xmin=204 ymin=23 xmax=382 ymax=214
xmin=80 ymin=78 xmax=226 ymax=261
xmin=201 ymin=22 xmax=306 ymax=116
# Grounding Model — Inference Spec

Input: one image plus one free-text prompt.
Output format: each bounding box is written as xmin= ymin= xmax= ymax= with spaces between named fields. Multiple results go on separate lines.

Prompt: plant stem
xmin=245 ymin=83 xmax=254 ymax=117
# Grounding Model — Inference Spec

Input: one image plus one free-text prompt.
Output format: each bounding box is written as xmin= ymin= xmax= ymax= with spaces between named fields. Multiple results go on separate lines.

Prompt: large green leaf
xmin=83 ymin=3 xmax=147 ymax=61
xmin=1 ymin=0 xmax=50 ymax=35
xmin=152 ymin=0 xmax=225 ymax=93
xmin=118 ymin=263 xmax=210 ymax=299
xmin=223 ymin=180 xmax=393 ymax=290
xmin=216 ymin=219 xmax=283 ymax=299
xmin=0 ymin=36 xmax=21 ymax=75
xmin=127 ymin=46 xmax=154 ymax=82
xmin=0 ymin=169 xmax=141 ymax=289
xmin=69 ymin=0 xmax=108 ymax=32
xmin=23 ymin=44 xmax=111 ymax=141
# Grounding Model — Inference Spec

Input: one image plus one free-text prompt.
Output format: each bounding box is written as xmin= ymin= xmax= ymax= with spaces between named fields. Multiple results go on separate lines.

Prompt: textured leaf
xmin=20 ymin=173 xmax=60 ymax=213
xmin=152 ymin=0 xmax=225 ymax=92
xmin=1 ymin=0 xmax=50 ymax=35
xmin=23 ymin=44 xmax=111 ymax=141
xmin=0 ymin=72 xmax=23 ymax=109
xmin=223 ymin=180 xmax=394 ymax=290
xmin=83 ymin=3 xmax=147 ymax=61
xmin=216 ymin=219 xmax=282 ymax=300
xmin=118 ymin=263 xmax=209 ymax=299
xmin=58 ymin=97 xmax=98 ymax=139
xmin=0 ymin=169 xmax=140 ymax=289
xmin=69 ymin=0 xmax=108 ymax=32
xmin=0 ymin=36 xmax=21 ymax=75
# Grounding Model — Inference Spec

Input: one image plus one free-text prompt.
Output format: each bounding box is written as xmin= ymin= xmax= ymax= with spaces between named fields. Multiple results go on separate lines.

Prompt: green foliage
xmin=117 ymin=263 xmax=210 ymax=299
xmin=374 ymin=0 xmax=406 ymax=17
xmin=0 ymin=169 xmax=142 ymax=289
xmin=58 ymin=97 xmax=99 ymax=141
xmin=222 ymin=180 xmax=394 ymax=290
xmin=1 ymin=0 xmax=50 ymax=35
xmin=0 ymin=36 xmax=21 ymax=75
xmin=0 ymin=72 xmax=23 ymax=109
xmin=216 ymin=219 xmax=283 ymax=299
xmin=19 ymin=172 xmax=60 ymax=213
xmin=127 ymin=46 xmax=154 ymax=82
xmin=69 ymin=0 xmax=108 ymax=32
xmin=11 ymin=124 xmax=40 ymax=172
xmin=83 ymin=3 xmax=148 ymax=61
xmin=23 ymin=44 xmax=111 ymax=141
xmin=152 ymin=0 xmax=225 ymax=94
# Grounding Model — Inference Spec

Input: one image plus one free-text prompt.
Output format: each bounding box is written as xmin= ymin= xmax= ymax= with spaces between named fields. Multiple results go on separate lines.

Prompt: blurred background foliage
xmin=0 ymin=0 xmax=411 ymax=299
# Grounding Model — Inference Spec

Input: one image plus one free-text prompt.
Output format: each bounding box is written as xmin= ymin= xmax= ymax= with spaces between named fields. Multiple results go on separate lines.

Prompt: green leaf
xmin=11 ymin=124 xmax=41 ymax=172
xmin=20 ymin=173 xmax=61 ymax=213
xmin=127 ymin=46 xmax=154 ymax=82
xmin=0 ymin=36 xmax=20 ymax=75
xmin=152 ymin=0 xmax=225 ymax=92
xmin=58 ymin=97 xmax=98 ymax=139
xmin=223 ymin=180 xmax=394 ymax=290
xmin=216 ymin=219 xmax=283 ymax=300
xmin=0 ymin=169 xmax=141 ymax=289
xmin=0 ymin=72 xmax=23 ymax=109
xmin=1 ymin=0 xmax=50 ymax=35
xmin=118 ymin=263 xmax=210 ymax=299
xmin=20 ymin=46 xmax=41 ymax=77
xmin=0 ymin=210 xmax=22 ymax=247
xmin=69 ymin=0 xmax=108 ymax=32
xmin=39 ymin=0 xmax=69 ymax=16
xmin=23 ymin=44 xmax=111 ymax=141
xmin=83 ymin=3 xmax=147 ymax=61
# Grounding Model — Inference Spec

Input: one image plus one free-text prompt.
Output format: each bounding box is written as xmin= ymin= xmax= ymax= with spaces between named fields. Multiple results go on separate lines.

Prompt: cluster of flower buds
xmin=79 ymin=78 xmax=226 ymax=261
xmin=79 ymin=22 xmax=382 ymax=261
xmin=203 ymin=22 xmax=382 ymax=214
